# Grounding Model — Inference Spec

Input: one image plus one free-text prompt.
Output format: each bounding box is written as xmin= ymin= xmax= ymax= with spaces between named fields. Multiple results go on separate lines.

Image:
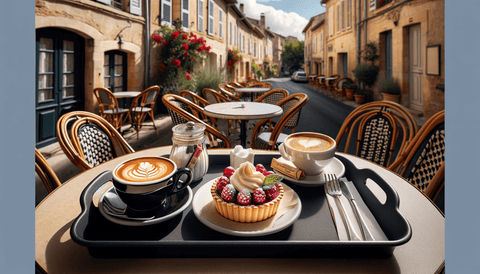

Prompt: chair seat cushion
xmin=131 ymin=107 xmax=152 ymax=113
xmin=254 ymin=132 xmax=288 ymax=150
xmin=104 ymin=108 xmax=129 ymax=114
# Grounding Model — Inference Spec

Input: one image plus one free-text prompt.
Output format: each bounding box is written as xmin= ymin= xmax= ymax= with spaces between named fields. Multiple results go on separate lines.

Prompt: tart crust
xmin=211 ymin=179 xmax=284 ymax=223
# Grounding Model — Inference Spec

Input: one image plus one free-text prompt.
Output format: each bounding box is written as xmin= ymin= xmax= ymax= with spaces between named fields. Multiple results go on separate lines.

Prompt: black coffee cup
xmin=112 ymin=156 xmax=192 ymax=212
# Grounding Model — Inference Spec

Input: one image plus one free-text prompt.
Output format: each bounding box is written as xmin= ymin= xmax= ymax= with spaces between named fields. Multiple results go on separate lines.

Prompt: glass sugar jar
xmin=169 ymin=122 xmax=209 ymax=183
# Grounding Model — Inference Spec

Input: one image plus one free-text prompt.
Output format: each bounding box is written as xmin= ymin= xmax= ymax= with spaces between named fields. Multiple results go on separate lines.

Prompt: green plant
xmin=378 ymin=78 xmax=401 ymax=95
xmin=343 ymin=79 xmax=357 ymax=89
xmin=192 ymin=63 xmax=226 ymax=94
xmin=353 ymin=64 xmax=379 ymax=88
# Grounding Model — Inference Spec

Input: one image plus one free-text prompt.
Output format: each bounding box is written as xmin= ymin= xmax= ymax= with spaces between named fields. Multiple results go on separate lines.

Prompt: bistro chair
xmin=333 ymin=77 xmax=353 ymax=102
xmin=253 ymin=88 xmax=289 ymax=132
xmin=162 ymin=94 xmax=231 ymax=148
xmin=93 ymin=87 xmax=131 ymax=131
xmin=56 ymin=111 xmax=135 ymax=172
xmin=315 ymin=75 xmax=327 ymax=93
xmin=335 ymin=101 xmax=418 ymax=169
xmin=251 ymin=93 xmax=309 ymax=150
xmin=247 ymin=79 xmax=260 ymax=86
xmin=35 ymin=148 xmax=62 ymax=193
xmin=180 ymin=89 xmax=221 ymax=130
xmin=218 ymin=84 xmax=241 ymax=101
xmin=128 ymin=85 xmax=161 ymax=139
xmin=388 ymin=110 xmax=445 ymax=200
xmin=324 ymin=75 xmax=340 ymax=97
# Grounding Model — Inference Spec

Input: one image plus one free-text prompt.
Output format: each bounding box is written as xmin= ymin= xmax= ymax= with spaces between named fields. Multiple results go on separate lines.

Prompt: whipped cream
xmin=230 ymin=162 xmax=265 ymax=193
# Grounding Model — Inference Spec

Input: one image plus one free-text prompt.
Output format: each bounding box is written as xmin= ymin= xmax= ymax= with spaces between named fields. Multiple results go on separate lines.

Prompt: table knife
xmin=340 ymin=181 xmax=376 ymax=241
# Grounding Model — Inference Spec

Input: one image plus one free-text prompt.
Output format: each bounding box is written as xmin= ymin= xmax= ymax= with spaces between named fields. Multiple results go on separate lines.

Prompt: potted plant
xmin=343 ymin=79 xmax=357 ymax=100
xmin=379 ymin=77 xmax=401 ymax=103
xmin=353 ymin=88 xmax=367 ymax=104
xmin=353 ymin=63 xmax=379 ymax=103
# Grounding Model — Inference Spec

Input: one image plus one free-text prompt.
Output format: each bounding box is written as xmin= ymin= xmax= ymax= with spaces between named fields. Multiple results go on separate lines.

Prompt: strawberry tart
xmin=211 ymin=162 xmax=284 ymax=223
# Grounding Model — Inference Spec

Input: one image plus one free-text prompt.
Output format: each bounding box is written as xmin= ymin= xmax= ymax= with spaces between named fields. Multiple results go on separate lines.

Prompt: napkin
xmin=324 ymin=178 xmax=388 ymax=241
xmin=200 ymin=181 xmax=299 ymax=232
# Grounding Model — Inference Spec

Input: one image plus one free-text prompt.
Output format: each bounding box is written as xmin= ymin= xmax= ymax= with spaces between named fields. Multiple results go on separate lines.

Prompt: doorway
xmin=409 ymin=24 xmax=423 ymax=111
xmin=385 ymin=31 xmax=392 ymax=79
xmin=35 ymin=28 xmax=85 ymax=148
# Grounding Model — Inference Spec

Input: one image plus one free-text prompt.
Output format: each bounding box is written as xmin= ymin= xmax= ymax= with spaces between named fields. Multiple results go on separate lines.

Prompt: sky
xmin=236 ymin=0 xmax=326 ymax=41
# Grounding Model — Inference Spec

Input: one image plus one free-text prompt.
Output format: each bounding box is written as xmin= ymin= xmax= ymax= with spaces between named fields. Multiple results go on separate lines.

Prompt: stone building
xmin=303 ymin=13 xmax=326 ymax=76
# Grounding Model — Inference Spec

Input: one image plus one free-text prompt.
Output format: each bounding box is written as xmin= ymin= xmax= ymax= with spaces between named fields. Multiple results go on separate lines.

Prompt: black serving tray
xmin=71 ymin=154 xmax=411 ymax=258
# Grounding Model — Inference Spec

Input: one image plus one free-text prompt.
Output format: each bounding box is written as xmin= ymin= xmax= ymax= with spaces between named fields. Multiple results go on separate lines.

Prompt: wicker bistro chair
xmin=324 ymin=75 xmax=340 ymax=97
xmin=162 ymin=94 xmax=231 ymax=148
xmin=128 ymin=85 xmax=161 ymax=139
xmin=56 ymin=111 xmax=135 ymax=172
xmin=335 ymin=101 xmax=418 ymax=169
xmin=251 ymin=93 xmax=309 ymax=150
xmin=218 ymin=84 xmax=241 ymax=101
xmin=253 ymin=88 xmax=289 ymax=132
xmin=35 ymin=148 xmax=62 ymax=193
xmin=333 ymin=77 xmax=354 ymax=102
xmin=316 ymin=75 xmax=327 ymax=93
xmin=388 ymin=110 xmax=445 ymax=200
xmin=179 ymin=90 xmax=212 ymax=124
xmin=93 ymin=87 xmax=131 ymax=131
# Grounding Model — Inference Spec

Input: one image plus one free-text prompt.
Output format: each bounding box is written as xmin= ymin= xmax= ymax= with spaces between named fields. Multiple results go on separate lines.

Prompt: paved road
xmin=264 ymin=77 xmax=355 ymax=147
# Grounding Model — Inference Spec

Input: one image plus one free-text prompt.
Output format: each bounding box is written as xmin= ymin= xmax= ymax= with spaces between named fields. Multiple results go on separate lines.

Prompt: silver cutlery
xmin=340 ymin=180 xmax=375 ymax=241
xmin=325 ymin=174 xmax=362 ymax=241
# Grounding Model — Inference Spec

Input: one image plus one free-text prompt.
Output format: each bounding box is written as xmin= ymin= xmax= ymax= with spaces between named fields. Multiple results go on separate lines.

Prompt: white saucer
xmin=192 ymin=179 xmax=302 ymax=237
xmin=272 ymin=157 xmax=345 ymax=187
xmin=98 ymin=186 xmax=192 ymax=226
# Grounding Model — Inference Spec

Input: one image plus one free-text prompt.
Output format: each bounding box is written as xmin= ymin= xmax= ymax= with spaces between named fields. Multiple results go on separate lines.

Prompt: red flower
xmin=228 ymin=60 xmax=233 ymax=67
xmin=247 ymin=76 xmax=251 ymax=80
xmin=163 ymin=40 xmax=168 ymax=45
xmin=171 ymin=58 xmax=181 ymax=67
xmin=191 ymin=57 xmax=195 ymax=61
xmin=184 ymin=52 xmax=189 ymax=58
xmin=157 ymin=63 xmax=166 ymax=71
xmin=171 ymin=31 xmax=180 ymax=40
xmin=152 ymin=34 xmax=162 ymax=43
xmin=186 ymin=69 xmax=192 ymax=73
xmin=181 ymin=44 xmax=189 ymax=50
xmin=229 ymin=49 xmax=232 ymax=53
xmin=182 ymin=34 xmax=188 ymax=40
xmin=184 ymin=74 xmax=192 ymax=81
xmin=206 ymin=46 xmax=211 ymax=52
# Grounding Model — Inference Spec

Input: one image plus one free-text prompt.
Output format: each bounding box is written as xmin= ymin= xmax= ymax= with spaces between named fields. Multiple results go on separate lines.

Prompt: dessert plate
xmin=272 ymin=157 xmax=345 ymax=187
xmin=98 ymin=186 xmax=192 ymax=226
xmin=192 ymin=179 xmax=302 ymax=237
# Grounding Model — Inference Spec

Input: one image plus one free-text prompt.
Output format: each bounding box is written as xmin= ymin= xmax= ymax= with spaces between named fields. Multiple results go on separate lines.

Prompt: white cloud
xmin=236 ymin=0 xmax=308 ymax=41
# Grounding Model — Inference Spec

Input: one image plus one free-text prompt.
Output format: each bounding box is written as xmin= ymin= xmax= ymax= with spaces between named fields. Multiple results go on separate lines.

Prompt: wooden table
xmin=233 ymin=87 xmax=271 ymax=101
xmin=35 ymin=147 xmax=445 ymax=274
xmin=204 ymin=102 xmax=282 ymax=147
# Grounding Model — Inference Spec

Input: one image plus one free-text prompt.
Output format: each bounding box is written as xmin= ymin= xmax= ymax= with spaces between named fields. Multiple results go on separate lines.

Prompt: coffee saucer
xmin=98 ymin=186 xmax=192 ymax=226
xmin=272 ymin=157 xmax=345 ymax=187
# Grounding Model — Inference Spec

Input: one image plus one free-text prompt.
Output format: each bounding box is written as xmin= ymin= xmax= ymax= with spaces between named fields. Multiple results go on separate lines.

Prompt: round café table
xmin=233 ymin=87 xmax=271 ymax=101
xmin=203 ymin=101 xmax=282 ymax=148
xmin=35 ymin=147 xmax=444 ymax=274
xmin=112 ymin=91 xmax=141 ymax=98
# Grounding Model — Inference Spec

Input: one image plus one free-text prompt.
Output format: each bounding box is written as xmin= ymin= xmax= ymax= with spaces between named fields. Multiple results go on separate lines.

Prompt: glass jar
xmin=169 ymin=122 xmax=209 ymax=183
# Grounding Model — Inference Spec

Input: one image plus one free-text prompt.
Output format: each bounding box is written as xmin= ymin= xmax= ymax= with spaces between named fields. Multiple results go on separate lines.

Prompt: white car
xmin=291 ymin=71 xmax=308 ymax=83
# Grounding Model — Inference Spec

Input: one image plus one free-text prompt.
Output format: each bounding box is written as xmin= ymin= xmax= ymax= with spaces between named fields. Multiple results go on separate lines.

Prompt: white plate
xmin=98 ymin=186 xmax=192 ymax=226
xmin=192 ymin=179 xmax=302 ymax=237
xmin=273 ymin=157 xmax=345 ymax=187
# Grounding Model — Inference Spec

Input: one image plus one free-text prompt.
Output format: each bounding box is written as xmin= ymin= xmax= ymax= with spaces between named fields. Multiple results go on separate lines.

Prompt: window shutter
xmin=238 ymin=32 xmax=241 ymax=49
xmin=342 ymin=1 xmax=345 ymax=31
xmin=243 ymin=34 xmax=245 ymax=52
xmin=328 ymin=7 xmax=333 ymax=36
xmin=320 ymin=32 xmax=323 ymax=50
xmin=230 ymin=22 xmax=232 ymax=44
xmin=219 ymin=9 xmax=223 ymax=39
xmin=208 ymin=0 xmax=215 ymax=35
xmin=249 ymin=38 xmax=252 ymax=54
xmin=130 ymin=0 xmax=142 ymax=16
xmin=198 ymin=0 xmax=204 ymax=32
xmin=234 ymin=25 xmax=237 ymax=45
xmin=347 ymin=0 xmax=351 ymax=29
xmin=254 ymin=42 xmax=256 ymax=56
xmin=161 ymin=0 xmax=172 ymax=26
xmin=181 ymin=0 xmax=189 ymax=29
xmin=313 ymin=38 xmax=316 ymax=53
xmin=336 ymin=5 xmax=340 ymax=33
xmin=96 ymin=0 xmax=111 ymax=5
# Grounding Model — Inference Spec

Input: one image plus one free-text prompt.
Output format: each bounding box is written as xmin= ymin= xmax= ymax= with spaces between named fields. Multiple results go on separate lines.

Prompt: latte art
xmin=115 ymin=157 xmax=175 ymax=183
xmin=287 ymin=135 xmax=334 ymax=152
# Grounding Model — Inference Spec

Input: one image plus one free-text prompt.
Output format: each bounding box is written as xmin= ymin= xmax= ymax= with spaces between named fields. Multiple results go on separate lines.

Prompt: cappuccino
xmin=114 ymin=157 xmax=175 ymax=183
xmin=287 ymin=134 xmax=334 ymax=152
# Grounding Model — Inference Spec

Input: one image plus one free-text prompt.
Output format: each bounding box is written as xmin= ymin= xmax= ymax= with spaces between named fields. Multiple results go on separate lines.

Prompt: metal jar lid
xmin=171 ymin=122 xmax=206 ymax=141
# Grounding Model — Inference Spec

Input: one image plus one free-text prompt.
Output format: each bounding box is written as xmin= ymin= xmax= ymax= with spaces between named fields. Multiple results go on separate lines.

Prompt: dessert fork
xmin=325 ymin=174 xmax=362 ymax=241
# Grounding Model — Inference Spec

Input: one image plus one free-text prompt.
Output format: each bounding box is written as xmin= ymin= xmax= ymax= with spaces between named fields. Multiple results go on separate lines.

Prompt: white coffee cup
xmin=279 ymin=132 xmax=336 ymax=176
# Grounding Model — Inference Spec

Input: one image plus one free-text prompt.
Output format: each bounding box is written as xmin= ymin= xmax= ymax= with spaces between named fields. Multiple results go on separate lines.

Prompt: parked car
xmin=291 ymin=71 xmax=308 ymax=83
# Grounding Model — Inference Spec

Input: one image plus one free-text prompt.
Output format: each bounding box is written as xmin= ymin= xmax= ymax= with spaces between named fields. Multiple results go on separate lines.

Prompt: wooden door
xmin=409 ymin=24 xmax=423 ymax=111
xmin=385 ymin=31 xmax=392 ymax=79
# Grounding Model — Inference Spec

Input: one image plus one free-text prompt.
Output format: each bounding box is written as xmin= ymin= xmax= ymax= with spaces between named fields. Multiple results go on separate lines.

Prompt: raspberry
xmin=253 ymin=187 xmax=266 ymax=204
xmin=216 ymin=176 xmax=230 ymax=192
xmin=255 ymin=164 xmax=267 ymax=174
xmin=221 ymin=184 xmax=236 ymax=202
xmin=263 ymin=170 xmax=275 ymax=176
xmin=223 ymin=166 xmax=235 ymax=178
xmin=237 ymin=189 xmax=252 ymax=206
xmin=265 ymin=184 xmax=279 ymax=200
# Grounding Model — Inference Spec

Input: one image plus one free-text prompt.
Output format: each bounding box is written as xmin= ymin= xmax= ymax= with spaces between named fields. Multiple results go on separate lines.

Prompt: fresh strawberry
xmin=237 ymin=189 xmax=252 ymax=206
xmin=223 ymin=166 xmax=235 ymax=178
xmin=265 ymin=184 xmax=279 ymax=200
xmin=263 ymin=170 xmax=275 ymax=176
xmin=221 ymin=184 xmax=237 ymax=202
xmin=216 ymin=176 xmax=230 ymax=192
xmin=255 ymin=164 xmax=267 ymax=174
xmin=253 ymin=187 xmax=266 ymax=204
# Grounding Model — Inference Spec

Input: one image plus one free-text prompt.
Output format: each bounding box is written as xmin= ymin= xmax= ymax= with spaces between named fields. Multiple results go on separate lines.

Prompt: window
xmin=313 ymin=38 xmax=316 ymax=53
xmin=198 ymin=0 xmax=204 ymax=32
xmin=320 ymin=32 xmax=323 ymax=51
xmin=336 ymin=5 xmax=340 ymax=33
xmin=219 ymin=8 xmax=224 ymax=39
xmin=234 ymin=25 xmax=237 ymax=45
xmin=104 ymin=51 xmax=127 ymax=93
xmin=130 ymin=0 xmax=141 ymax=16
xmin=341 ymin=1 xmax=345 ymax=31
xmin=230 ymin=22 xmax=232 ymax=44
xmin=96 ymin=0 xmax=141 ymax=15
xmin=208 ymin=0 xmax=215 ymax=35
xmin=242 ymin=34 xmax=245 ymax=52
xmin=347 ymin=0 xmax=352 ymax=29
xmin=254 ymin=42 xmax=256 ymax=56
xmin=161 ymin=0 xmax=172 ymax=26
xmin=238 ymin=32 xmax=241 ymax=50
xmin=249 ymin=38 xmax=251 ymax=54
xmin=181 ymin=0 xmax=189 ymax=30
xmin=329 ymin=7 xmax=333 ymax=36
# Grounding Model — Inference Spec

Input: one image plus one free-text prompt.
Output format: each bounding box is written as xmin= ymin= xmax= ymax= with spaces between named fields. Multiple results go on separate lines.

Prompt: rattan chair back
xmin=335 ymin=101 xmax=418 ymax=169
xmin=251 ymin=93 xmax=309 ymax=150
xmin=254 ymin=88 xmax=289 ymax=105
xmin=93 ymin=87 xmax=130 ymax=130
xmin=35 ymin=148 xmax=62 ymax=193
xmin=162 ymin=94 xmax=231 ymax=148
xmin=334 ymin=77 xmax=353 ymax=102
xmin=388 ymin=110 xmax=445 ymax=200
xmin=129 ymin=85 xmax=161 ymax=139
xmin=218 ymin=84 xmax=241 ymax=101
xmin=56 ymin=111 xmax=135 ymax=172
